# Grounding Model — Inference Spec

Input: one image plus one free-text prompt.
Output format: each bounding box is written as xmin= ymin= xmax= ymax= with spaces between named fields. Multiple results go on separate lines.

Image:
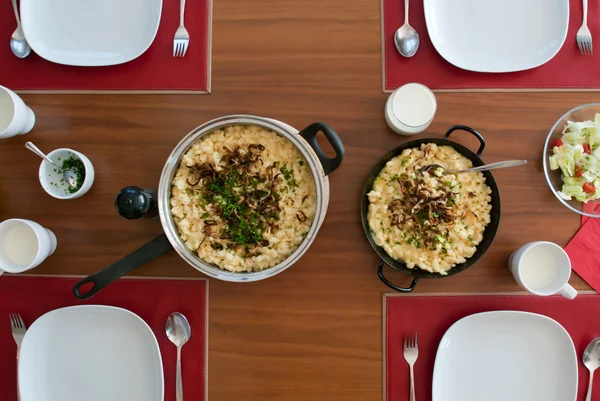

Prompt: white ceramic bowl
xmin=38 ymin=148 xmax=94 ymax=199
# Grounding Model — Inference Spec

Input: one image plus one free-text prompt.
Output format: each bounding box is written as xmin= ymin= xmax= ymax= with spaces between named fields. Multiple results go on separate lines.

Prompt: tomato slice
xmin=583 ymin=182 xmax=596 ymax=194
xmin=584 ymin=143 xmax=592 ymax=154
xmin=575 ymin=166 xmax=583 ymax=177
xmin=555 ymin=138 xmax=564 ymax=147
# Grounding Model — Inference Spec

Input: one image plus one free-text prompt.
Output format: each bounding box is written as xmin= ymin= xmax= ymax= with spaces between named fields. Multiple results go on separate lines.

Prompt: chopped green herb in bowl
xmin=38 ymin=148 xmax=94 ymax=199
xmin=61 ymin=155 xmax=86 ymax=194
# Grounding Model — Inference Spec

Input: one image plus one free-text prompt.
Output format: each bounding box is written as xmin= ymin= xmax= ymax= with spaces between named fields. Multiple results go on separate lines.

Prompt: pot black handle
xmin=443 ymin=125 xmax=486 ymax=156
xmin=299 ymin=122 xmax=345 ymax=176
xmin=377 ymin=260 xmax=419 ymax=293
xmin=73 ymin=234 xmax=173 ymax=300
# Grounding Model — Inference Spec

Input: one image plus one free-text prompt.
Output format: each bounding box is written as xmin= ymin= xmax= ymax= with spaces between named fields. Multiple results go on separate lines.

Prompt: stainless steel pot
xmin=73 ymin=115 xmax=344 ymax=298
xmin=159 ymin=115 xmax=344 ymax=281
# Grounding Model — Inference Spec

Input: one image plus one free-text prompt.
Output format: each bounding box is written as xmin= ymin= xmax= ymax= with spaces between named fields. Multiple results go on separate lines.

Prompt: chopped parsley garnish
xmin=280 ymin=164 xmax=299 ymax=189
xmin=190 ymin=146 xmax=284 ymax=249
xmin=61 ymin=155 xmax=85 ymax=194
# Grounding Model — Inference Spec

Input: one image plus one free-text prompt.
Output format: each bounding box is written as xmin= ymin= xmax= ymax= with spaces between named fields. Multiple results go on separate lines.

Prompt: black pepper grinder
xmin=115 ymin=186 xmax=158 ymax=219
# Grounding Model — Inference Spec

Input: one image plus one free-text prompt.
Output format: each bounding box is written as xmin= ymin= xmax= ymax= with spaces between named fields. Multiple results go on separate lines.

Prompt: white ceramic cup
xmin=0 ymin=85 xmax=35 ymax=139
xmin=0 ymin=219 xmax=57 ymax=274
xmin=509 ymin=241 xmax=577 ymax=300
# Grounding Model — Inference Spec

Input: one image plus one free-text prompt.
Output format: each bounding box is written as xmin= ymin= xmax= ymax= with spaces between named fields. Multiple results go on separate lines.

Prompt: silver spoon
xmin=10 ymin=0 xmax=31 ymax=58
xmin=25 ymin=142 xmax=78 ymax=188
xmin=166 ymin=312 xmax=191 ymax=401
xmin=584 ymin=338 xmax=600 ymax=401
xmin=420 ymin=160 xmax=528 ymax=175
xmin=393 ymin=0 xmax=419 ymax=57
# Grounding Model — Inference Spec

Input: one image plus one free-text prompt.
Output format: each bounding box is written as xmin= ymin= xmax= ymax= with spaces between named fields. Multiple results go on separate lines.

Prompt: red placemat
xmin=0 ymin=0 xmax=211 ymax=93
xmin=384 ymin=293 xmax=600 ymax=401
xmin=382 ymin=0 xmax=600 ymax=92
xmin=0 ymin=275 xmax=208 ymax=401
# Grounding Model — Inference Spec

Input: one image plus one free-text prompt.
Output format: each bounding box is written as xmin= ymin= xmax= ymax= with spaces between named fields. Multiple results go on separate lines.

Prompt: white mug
xmin=509 ymin=241 xmax=577 ymax=300
xmin=0 ymin=85 xmax=35 ymax=139
xmin=0 ymin=219 xmax=57 ymax=274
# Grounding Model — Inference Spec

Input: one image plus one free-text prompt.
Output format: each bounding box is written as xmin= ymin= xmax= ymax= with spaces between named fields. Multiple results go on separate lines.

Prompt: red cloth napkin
xmin=0 ymin=0 xmax=211 ymax=92
xmin=382 ymin=0 xmax=600 ymax=91
xmin=567 ymin=210 xmax=600 ymax=292
xmin=580 ymin=202 xmax=600 ymax=225
xmin=385 ymin=294 xmax=600 ymax=401
xmin=0 ymin=276 xmax=207 ymax=401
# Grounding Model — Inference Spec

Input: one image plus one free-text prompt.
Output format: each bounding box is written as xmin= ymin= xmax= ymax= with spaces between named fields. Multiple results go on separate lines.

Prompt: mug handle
xmin=559 ymin=283 xmax=577 ymax=300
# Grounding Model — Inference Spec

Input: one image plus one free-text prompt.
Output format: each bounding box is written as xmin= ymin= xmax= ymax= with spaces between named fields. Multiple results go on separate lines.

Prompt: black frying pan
xmin=360 ymin=125 xmax=501 ymax=292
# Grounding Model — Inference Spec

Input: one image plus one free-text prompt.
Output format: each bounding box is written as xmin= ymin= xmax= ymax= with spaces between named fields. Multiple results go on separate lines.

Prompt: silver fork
xmin=173 ymin=0 xmax=190 ymax=57
xmin=10 ymin=313 xmax=26 ymax=401
xmin=577 ymin=0 xmax=592 ymax=55
xmin=403 ymin=334 xmax=419 ymax=401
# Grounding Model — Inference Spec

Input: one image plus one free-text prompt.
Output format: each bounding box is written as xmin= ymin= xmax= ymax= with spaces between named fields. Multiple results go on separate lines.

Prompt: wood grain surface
xmin=0 ymin=0 xmax=596 ymax=399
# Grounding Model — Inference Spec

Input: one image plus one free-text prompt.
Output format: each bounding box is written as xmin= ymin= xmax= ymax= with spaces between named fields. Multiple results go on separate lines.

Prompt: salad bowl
xmin=544 ymin=103 xmax=600 ymax=218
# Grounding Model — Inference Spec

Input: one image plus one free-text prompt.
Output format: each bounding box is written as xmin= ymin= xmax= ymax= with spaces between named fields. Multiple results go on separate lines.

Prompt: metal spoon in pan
xmin=25 ymin=142 xmax=78 ymax=189
xmin=420 ymin=160 xmax=527 ymax=175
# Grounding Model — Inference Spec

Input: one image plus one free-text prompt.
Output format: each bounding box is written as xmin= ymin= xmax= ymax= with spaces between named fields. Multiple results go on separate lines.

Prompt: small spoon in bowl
xmin=583 ymin=338 xmax=600 ymax=401
xmin=25 ymin=142 xmax=78 ymax=188
xmin=420 ymin=160 xmax=527 ymax=175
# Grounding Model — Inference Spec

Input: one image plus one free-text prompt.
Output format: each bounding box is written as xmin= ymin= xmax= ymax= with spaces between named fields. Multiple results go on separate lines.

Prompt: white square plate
xmin=432 ymin=311 xmax=577 ymax=401
xmin=424 ymin=0 xmax=569 ymax=72
xmin=20 ymin=0 xmax=162 ymax=66
xmin=18 ymin=306 xmax=164 ymax=401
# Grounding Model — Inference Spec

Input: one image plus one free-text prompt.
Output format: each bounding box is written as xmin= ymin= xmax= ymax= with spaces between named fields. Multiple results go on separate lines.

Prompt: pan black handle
xmin=73 ymin=234 xmax=173 ymax=300
xmin=377 ymin=260 xmax=419 ymax=293
xmin=299 ymin=122 xmax=345 ymax=176
xmin=444 ymin=125 xmax=486 ymax=156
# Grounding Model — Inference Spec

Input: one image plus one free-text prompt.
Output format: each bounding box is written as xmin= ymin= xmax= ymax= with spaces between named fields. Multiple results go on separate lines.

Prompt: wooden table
xmin=0 ymin=0 xmax=596 ymax=399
